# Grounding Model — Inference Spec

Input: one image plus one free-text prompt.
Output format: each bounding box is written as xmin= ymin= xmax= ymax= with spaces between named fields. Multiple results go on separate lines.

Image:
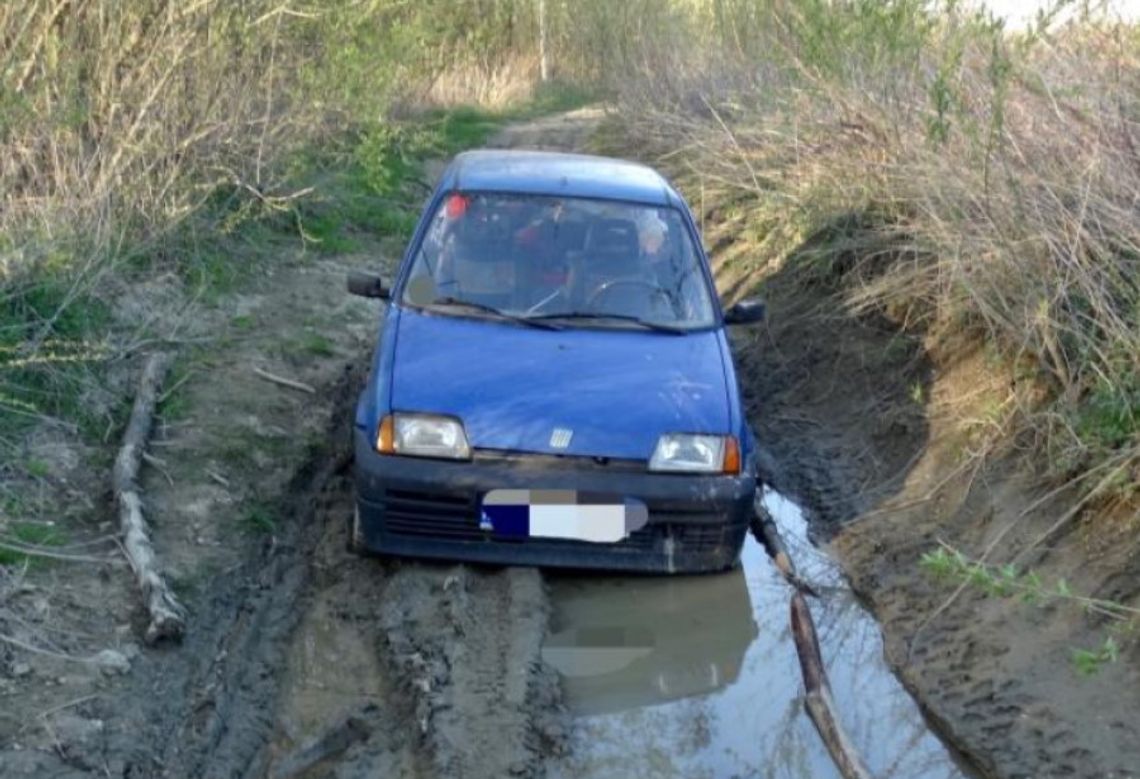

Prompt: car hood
xmin=389 ymin=309 xmax=731 ymax=460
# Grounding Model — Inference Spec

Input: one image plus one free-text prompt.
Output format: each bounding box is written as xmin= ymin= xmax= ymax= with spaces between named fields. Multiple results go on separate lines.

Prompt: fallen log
xmin=113 ymin=353 xmax=185 ymax=645
xmin=790 ymin=593 xmax=873 ymax=779
xmin=750 ymin=512 xmax=820 ymax=597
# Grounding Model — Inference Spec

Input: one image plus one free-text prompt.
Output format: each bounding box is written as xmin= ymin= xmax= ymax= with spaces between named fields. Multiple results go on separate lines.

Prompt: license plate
xmin=480 ymin=489 xmax=648 ymax=543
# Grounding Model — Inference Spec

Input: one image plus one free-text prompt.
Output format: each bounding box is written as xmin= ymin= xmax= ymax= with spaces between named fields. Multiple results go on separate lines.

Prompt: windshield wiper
xmin=525 ymin=311 xmax=688 ymax=334
xmin=427 ymin=297 xmax=562 ymax=330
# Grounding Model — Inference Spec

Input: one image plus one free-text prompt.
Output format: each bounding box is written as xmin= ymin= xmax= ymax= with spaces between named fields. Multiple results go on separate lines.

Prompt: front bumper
xmin=352 ymin=430 xmax=755 ymax=573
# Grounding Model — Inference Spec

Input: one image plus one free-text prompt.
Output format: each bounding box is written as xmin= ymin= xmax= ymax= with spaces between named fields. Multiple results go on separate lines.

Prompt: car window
xmin=402 ymin=192 xmax=717 ymax=330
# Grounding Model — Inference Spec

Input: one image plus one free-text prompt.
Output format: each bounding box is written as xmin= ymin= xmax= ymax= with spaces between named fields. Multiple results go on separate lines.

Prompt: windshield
xmin=401 ymin=192 xmax=717 ymax=330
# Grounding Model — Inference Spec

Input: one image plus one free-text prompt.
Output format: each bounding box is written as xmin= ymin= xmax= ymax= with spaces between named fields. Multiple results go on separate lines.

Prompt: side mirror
xmin=347 ymin=272 xmax=389 ymax=299
xmin=724 ymin=297 xmax=766 ymax=325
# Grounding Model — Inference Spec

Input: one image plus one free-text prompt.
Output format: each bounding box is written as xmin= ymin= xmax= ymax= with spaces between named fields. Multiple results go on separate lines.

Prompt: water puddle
xmin=542 ymin=488 xmax=971 ymax=779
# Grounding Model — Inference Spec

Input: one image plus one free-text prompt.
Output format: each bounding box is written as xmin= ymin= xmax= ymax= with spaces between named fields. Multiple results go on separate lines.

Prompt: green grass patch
xmin=172 ymin=218 xmax=291 ymax=306
xmin=158 ymin=389 xmax=192 ymax=424
xmin=240 ymin=504 xmax=277 ymax=535
xmin=230 ymin=314 xmax=256 ymax=331
xmin=157 ymin=357 xmax=198 ymax=423
xmin=921 ymin=545 xmax=1139 ymax=676
xmin=1072 ymin=637 xmax=1120 ymax=677
xmin=1076 ymin=378 xmax=1140 ymax=454
xmin=0 ymin=275 xmax=112 ymax=439
xmin=0 ymin=276 xmax=111 ymax=346
xmin=0 ymin=520 xmax=67 ymax=566
xmin=430 ymin=105 xmax=504 ymax=152
xmin=290 ymin=332 xmax=336 ymax=358
xmin=23 ymin=458 xmax=50 ymax=478
xmin=516 ymin=80 xmax=597 ymax=118
xmin=284 ymin=93 xmax=595 ymax=254
xmin=300 ymin=211 xmax=363 ymax=255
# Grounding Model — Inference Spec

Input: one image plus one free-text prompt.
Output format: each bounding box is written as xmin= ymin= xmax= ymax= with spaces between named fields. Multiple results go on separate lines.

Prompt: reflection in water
xmin=542 ymin=489 xmax=970 ymax=779
xmin=544 ymin=561 xmax=757 ymax=716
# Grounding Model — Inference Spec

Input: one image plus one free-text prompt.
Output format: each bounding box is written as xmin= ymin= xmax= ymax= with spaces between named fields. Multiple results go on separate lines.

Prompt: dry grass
xmin=421 ymin=54 xmax=541 ymax=112
xmin=3 ymin=2 xmax=306 ymax=261
xmin=591 ymin=1 xmax=1140 ymax=497
xmin=3 ymin=0 xmax=1134 ymax=499
xmin=0 ymin=2 xmax=313 ymax=453
xmin=0 ymin=0 xmax=551 ymax=275
xmin=0 ymin=1 xmax=555 ymax=446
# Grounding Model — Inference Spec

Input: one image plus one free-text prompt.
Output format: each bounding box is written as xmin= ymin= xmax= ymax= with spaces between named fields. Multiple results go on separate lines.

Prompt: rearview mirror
xmin=724 ymin=297 xmax=766 ymax=325
xmin=347 ymin=272 xmax=389 ymax=299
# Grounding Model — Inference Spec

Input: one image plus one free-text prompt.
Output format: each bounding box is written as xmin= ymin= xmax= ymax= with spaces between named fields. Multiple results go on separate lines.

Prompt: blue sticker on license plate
xmin=480 ymin=489 xmax=648 ymax=543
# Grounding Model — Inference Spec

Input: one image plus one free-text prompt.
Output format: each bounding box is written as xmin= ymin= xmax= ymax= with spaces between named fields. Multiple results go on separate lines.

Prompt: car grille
xmin=380 ymin=488 xmax=734 ymax=553
xmin=383 ymin=489 xmax=478 ymax=539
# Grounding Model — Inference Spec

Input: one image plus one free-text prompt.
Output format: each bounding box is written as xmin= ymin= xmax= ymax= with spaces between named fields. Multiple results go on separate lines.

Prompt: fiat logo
xmin=549 ymin=427 xmax=573 ymax=449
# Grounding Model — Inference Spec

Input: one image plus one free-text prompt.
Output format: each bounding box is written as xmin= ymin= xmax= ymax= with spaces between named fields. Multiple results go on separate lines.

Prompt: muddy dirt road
xmin=2 ymin=109 xmax=973 ymax=779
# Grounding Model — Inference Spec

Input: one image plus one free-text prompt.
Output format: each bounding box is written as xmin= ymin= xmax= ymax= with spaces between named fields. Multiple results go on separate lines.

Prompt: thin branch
xmin=0 ymin=540 xmax=116 ymax=565
xmin=252 ymin=366 xmax=316 ymax=394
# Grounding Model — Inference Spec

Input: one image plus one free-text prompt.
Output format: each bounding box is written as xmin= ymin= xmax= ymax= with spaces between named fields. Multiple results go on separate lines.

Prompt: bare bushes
xmin=594 ymin=1 xmax=1140 ymax=493
xmin=0 ymin=0 xmax=559 ymax=274
xmin=0 ymin=2 xmax=320 ymax=440
xmin=4 ymin=3 xmax=306 ymax=260
xmin=422 ymin=54 xmax=541 ymax=112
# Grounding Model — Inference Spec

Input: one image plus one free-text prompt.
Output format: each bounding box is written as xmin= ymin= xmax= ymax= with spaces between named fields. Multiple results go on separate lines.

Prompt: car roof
xmin=443 ymin=150 xmax=678 ymax=207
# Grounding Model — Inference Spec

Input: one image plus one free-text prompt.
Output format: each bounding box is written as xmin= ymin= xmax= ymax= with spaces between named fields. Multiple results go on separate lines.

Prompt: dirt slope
xmin=735 ymin=267 xmax=1140 ymax=779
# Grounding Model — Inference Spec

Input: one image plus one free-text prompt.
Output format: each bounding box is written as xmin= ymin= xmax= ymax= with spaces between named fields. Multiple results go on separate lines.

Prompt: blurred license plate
xmin=480 ymin=489 xmax=648 ymax=543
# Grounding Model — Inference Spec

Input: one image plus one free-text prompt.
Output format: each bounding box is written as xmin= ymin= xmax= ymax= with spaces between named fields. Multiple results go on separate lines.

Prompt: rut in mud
xmin=542 ymin=489 xmax=972 ymax=779
xmin=251 ymin=371 xmax=563 ymax=779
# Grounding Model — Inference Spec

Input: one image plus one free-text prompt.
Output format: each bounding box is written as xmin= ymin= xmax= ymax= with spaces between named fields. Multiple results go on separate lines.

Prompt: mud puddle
xmin=541 ymin=488 xmax=972 ymax=779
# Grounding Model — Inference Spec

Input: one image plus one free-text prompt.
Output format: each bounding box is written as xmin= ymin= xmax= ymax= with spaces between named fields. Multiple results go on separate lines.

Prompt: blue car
xmin=347 ymin=150 xmax=765 ymax=573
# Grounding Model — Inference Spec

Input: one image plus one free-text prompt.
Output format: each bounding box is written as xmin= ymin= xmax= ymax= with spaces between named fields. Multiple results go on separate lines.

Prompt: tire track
xmin=377 ymin=565 xmax=562 ymax=778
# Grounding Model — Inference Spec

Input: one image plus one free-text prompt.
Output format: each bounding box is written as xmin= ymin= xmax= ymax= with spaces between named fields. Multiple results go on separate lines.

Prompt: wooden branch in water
xmin=751 ymin=513 xmax=820 ymax=597
xmin=113 ymin=353 xmax=186 ymax=645
xmin=790 ymin=593 xmax=874 ymax=779
xmin=754 ymin=500 xmax=873 ymax=778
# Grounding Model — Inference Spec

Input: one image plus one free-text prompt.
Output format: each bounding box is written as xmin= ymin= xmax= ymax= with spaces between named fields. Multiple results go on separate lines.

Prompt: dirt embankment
xmin=733 ymin=263 xmax=1140 ymax=778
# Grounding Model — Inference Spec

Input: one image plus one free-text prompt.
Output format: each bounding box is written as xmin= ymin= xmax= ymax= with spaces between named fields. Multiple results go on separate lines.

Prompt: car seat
xmin=575 ymin=218 xmax=654 ymax=313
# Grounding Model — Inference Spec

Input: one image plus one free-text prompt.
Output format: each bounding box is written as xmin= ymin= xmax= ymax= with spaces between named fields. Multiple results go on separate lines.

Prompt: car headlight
xmin=376 ymin=413 xmax=471 ymax=459
xmin=649 ymin=433 xmax=740 ymax=474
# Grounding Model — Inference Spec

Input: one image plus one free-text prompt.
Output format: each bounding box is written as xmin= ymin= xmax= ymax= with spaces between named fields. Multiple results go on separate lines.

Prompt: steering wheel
xmin=585 ymin=277 xmax=665 ymax=311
